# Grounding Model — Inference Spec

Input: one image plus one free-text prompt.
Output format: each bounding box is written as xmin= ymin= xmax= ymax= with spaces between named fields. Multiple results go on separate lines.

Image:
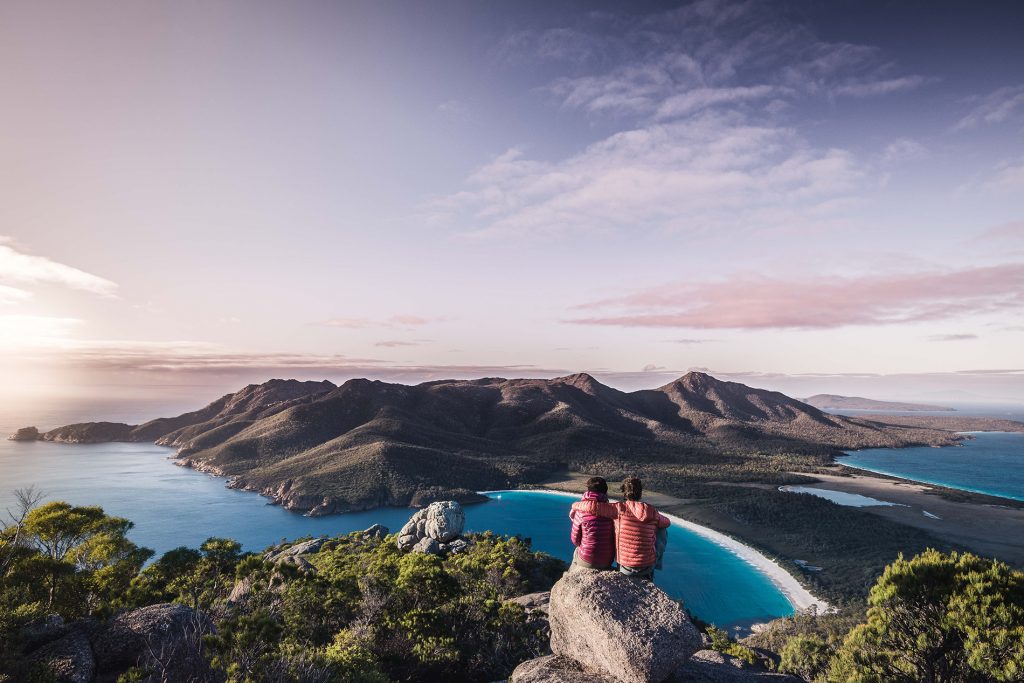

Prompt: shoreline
xmin=660 ymin=510 xmax=830 ymax=614
xmin=835 ymin=461 xmax=1024 ymax=503
xmin=496 ymin=486 xmax=831 ymax=615
xmin=794 ymin=471 xmax=1024 ymax=566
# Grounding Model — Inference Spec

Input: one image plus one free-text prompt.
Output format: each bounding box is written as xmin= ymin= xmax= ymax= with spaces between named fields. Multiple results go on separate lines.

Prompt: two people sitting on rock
xmin=570 ymin=476 xmax=671 ymax=581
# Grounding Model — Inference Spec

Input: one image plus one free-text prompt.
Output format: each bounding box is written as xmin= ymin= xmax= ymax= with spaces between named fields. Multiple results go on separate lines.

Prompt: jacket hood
xmin=622 ymin=500 xmax=658 ymax=522
xmin=582 ymin=490 xmax=609 ymax=502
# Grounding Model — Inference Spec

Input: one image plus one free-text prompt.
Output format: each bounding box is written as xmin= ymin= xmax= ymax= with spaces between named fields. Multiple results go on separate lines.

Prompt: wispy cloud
xmin=374 ymin=339 xmax=431 ymax=348
xmin=569 ymin=263 xmax=1024 ymax=330
xmin=0 ymin=285 xmax=32 ymax=305
xmin=0 ymin=240 xmax=118 ymax=297
xmin=667 ymin=338 xmax=717 ymax=344
xmin=320 ymin=315 xmax=448 ymax=329
xmin=430 ymin=2 xmax=932 ymax=242
xmin=833 ymin=75 xmax=928 ymax=98
xmin=437 ymin=99 xmax=474 ymax=122
xmin=984 ymin=162 xmax=1024 ymax=193
xmin=321 ymin=317 xmax=373 ymax=329
xmin=653 ymin=85 xmax=781 ymax=120
xmin=953 ymin=84 xmax=1024 ymax=131
xmin=429 ymin=113 xmax=862 ymax=239
xmin=516 ymin=3 xmax=924 ymax=119
xmin=928 ymin=333 xmax=978 ymax=342
xmin=981 ymin=220 xmax=1024 ymax=241
xmin=882 ymin=138 xmax=928 ymax=163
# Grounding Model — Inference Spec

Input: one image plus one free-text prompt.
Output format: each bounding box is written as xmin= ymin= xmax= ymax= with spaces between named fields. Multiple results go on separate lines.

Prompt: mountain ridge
xmin=14 ymin=372 xmax=969 ymax=514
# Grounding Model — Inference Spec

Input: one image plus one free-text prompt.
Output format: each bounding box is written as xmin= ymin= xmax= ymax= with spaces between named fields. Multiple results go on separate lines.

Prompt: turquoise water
xmin=838 ymin=432 xmax=1024 ymax=501
xmin=0 ymin=438 xmax=794 ymax=631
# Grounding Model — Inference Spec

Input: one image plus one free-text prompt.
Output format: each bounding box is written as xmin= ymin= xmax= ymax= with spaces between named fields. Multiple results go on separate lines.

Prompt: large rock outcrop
xmin=19 ymin=604 xmax=216 ymax=683
xmin=29 ymin=629 xmax=95 ymax=683
xmin=547 ymin=569 xmax=702 ymax=683
xmin=397 ymin=500 xmax=467 ymax=553
xmin=511 ymin=654 xmax=621 ymax=682
xmin=91 ymin=603 xmax=215 ymax=682
xmin=510 ymin=569 xmax=798 ymax=682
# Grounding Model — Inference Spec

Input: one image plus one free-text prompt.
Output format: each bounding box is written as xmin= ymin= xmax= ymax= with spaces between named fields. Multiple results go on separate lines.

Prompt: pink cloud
xmin=982 ymin=220 xmax=1024 ymax=240
xmin=570 ymin=264 xmax=1024 ymax=329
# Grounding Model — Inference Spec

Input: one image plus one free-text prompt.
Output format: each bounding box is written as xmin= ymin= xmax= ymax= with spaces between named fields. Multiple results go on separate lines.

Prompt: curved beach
xmin=485 ymin=487 xmax=830 ymax=614
xmin=661 ymin=512 xmax=830 ymax=614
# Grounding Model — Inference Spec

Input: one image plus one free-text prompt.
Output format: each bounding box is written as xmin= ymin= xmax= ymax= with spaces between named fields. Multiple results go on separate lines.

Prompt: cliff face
xmin=20 ymin=372 xmax=968 ymax=514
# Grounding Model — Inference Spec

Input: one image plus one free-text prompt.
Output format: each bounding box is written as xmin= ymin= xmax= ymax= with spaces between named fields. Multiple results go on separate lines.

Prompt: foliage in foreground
xmin=771 ymin=549 xmax=1024 ymax=683
xmin=5 ymin=492 xmax=1024 ymax=683
xmin=0 ymin=491 xmax=565 ymax=682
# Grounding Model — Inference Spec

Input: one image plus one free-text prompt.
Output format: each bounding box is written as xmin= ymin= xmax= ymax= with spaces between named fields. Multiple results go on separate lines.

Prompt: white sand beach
xmin=660 ymin=511 xmax=831 ymax=614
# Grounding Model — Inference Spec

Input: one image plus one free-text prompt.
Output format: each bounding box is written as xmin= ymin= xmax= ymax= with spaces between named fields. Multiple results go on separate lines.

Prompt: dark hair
xmin=621 ymin=477 xmax=643 ymax=501
xmin=585 ymin=476 xmax=608 ymax=494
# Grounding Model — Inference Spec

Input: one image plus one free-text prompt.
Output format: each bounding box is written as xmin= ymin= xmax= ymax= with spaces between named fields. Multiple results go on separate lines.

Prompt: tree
xmin=168 ymin=538 xmax=243 ymax=611
xmin=828 ymin=549 xmax=1024 ymax=683
xmin=780 ymin=634 xmax=832 ymax=681
xmin=0 ymin=486 xmax=44 ymax=575
xmin=17 ymin=501 xmax=152 ymax=615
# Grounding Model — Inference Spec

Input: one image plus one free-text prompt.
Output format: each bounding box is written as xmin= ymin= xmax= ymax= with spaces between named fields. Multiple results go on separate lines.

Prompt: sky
xmin=1 ymin=0 xmax=1023 ymax=405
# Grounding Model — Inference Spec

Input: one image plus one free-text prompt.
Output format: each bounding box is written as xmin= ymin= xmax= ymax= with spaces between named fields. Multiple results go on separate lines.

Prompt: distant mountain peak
xmin=554 ymin=372 xmax=605 ymax=393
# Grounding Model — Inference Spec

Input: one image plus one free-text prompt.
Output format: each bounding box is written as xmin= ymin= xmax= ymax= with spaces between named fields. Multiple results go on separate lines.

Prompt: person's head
xmin=585 ymin=476 xmax=608 ymax=494
xmin=621 ymin=477 xmax=643 ymax=501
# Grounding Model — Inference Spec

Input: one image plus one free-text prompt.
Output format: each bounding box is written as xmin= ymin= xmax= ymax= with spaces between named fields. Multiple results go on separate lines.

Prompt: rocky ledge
xmin=511 ymin=569 xmax=797 ymax=683
xmin=23 ymin=603 xmax=215 ymax=683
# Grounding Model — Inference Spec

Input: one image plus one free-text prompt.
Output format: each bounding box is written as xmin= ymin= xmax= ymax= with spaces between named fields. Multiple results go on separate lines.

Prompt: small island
xmin=7 ymin=426 xmax=40 ymax=441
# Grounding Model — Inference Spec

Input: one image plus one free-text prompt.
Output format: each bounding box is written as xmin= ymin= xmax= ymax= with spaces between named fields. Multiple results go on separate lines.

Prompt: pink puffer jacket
xmin=569 ymin=491 xmax=615 ymax=567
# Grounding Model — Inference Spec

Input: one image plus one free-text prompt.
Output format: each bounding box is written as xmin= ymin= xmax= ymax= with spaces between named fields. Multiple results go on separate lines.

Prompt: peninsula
xmin=802 ymin=394 xmax=955 ymax=412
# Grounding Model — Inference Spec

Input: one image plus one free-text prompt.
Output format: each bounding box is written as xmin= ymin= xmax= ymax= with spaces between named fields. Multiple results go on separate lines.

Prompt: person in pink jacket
xmin=568 ymin=477 xmax=616 ymax=570
xmin=571 ymin=477 xmax=670 ymax=581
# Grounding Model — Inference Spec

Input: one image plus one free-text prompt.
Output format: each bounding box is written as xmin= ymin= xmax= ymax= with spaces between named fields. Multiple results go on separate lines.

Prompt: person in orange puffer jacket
xmin=570 ymin=476 xmax=670 ymax=581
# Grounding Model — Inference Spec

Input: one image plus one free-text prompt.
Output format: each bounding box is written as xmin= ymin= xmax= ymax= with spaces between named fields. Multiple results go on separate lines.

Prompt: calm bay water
xmin=0 ymin=435 xmax=793 ymax=631
xmin=838 ymin=432 xmax=1024 ymax=501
